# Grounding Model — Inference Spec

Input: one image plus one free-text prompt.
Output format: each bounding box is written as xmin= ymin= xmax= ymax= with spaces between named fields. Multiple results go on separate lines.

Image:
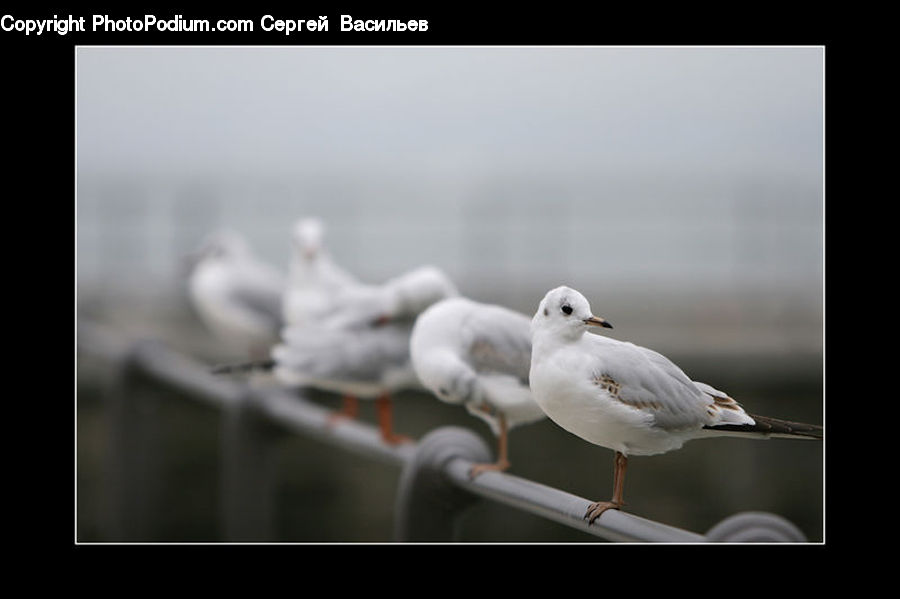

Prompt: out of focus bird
xmin=282 ymin=217 xmax=359 ymax=327
xmin=318 ymin=265 xmax=461 ymax=329
xmin=271 ymin=265 xmax=460 ymax=444
xmin=529 ymin=286 xmax=823 ymax=524
xmin=410 ymin=296 xmax=546 ymax=478
xmin=186 ymin=230 xmax=285 ymax=359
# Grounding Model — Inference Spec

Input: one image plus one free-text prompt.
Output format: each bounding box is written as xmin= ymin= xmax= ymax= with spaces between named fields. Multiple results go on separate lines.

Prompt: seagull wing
xmin=587 ymin=337 xmax=741 ymax=431
xmin=275 ymin=321 xmax=412 ymax=384
xmin=461 ymin=305 xmax=532 ymax=384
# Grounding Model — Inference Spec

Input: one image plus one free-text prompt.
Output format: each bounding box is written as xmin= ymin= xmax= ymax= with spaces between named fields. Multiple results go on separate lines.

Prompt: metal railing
xmin=77 ymin=322 xmax=812 ymax=543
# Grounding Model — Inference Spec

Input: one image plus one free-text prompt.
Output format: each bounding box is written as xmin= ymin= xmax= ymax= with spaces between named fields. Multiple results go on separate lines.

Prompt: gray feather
xmin=460 ymin=305 xmax=532 ymax=384
xmin=592 ymin=339 xmax=715 ymax=429
xmin=704 ymin=414 xmax=823 ymax=439
xmin=276 ymin=323 xmax=412 ymax=383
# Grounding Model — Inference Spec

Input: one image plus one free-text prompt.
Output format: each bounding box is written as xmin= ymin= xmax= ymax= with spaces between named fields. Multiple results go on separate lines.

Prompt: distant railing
xmin=77 ymin=321 xmax=811 ymax=543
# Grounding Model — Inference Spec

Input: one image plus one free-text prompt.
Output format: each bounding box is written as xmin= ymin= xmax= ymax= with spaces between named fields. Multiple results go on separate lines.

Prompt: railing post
xmin=394 ymin=426 xmax=492 ymax=542
xmin=220 ymin=389 xmax=283 ymax=542
xmin=103 ymin=340 xmax=165 ymax=541
xmin=705 ymin=511 xmax=809 ymax=542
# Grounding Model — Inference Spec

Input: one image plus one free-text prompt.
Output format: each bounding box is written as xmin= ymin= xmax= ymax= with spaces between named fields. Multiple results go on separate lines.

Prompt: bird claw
xmin=468 ymin=459 xmax=511 ymax=480
xmin=584 ymin=501 xmax=623 ymax=524
xmin=381 ymin=432 xmax=414 ymax=446
xmin=475 ymin=402 xmax=498 ymax=417
xmin=372 ymin=314 xmax=392 ymax=326
xmin=326 ymin=397 xmax=359 ymax=427
xmin=326 ymin=412 xmax=346 ymax=427
xmin=326 ymin=411 xmax=358 ymax=428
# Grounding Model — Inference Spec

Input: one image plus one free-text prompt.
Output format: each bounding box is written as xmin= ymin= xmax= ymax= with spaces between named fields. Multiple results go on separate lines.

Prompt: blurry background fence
xmin=77 ymin=47 xmax=823 ymax=341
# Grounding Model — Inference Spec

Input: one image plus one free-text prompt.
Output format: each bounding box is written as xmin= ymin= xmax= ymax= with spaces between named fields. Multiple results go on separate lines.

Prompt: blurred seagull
xmin=271 ymin=265 xmax=460 ymax=444
xmin=319 ymin=265 xmax=461 ymax=329
xmin=410 ymin=296 xmax=546 ymax=478
xmin=186 ymin=230 xmax=285 ymax=359
xmin=529 ymin=286 xmax=823 ymax=525
xmin=282 ymin=217 xmax=359 ymax=327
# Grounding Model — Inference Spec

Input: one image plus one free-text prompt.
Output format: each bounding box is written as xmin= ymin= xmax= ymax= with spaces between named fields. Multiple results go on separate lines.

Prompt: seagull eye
xmin=561 ymin=305 xmax=573 ymax=316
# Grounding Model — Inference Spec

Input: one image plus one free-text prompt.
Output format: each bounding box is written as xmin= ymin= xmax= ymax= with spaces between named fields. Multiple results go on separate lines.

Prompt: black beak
xmin=583 ymin=316 xmax=613 ymax=329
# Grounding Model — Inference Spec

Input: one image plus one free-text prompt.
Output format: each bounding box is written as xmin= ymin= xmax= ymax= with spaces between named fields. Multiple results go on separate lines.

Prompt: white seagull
xmin=410 ymin=296 xmax=546 ymax=478
xmin=186 ymin=230 xmax=285 ymax=359
xmin=281 ymin=217 xmax=359 ymax=327
xmin=271 ymin=265 xmax=460 ymax=444
xmin=529 ymin=286 xmax=823 ymax=524
xmin=313 ymin=265 xmax=461 ymax=331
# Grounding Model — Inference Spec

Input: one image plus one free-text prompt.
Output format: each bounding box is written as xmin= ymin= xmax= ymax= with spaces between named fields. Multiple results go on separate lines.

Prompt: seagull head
xmin=291 ymin=217 xmax=324 ymax=261
xmin=532 ymin=286 xmax=612 ymax=341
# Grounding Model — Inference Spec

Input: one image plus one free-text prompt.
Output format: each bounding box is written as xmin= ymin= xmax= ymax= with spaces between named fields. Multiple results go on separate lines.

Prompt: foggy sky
xmin=75 ymin=45 xmax=824 ymax=346
xmin=76 ymin=46 xmax=823 ymax=180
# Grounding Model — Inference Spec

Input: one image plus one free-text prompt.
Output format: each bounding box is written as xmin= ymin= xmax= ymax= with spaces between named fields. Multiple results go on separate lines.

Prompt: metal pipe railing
xmin=443 ymin=450 xmax=708 ymax=542
xmin=77 ymin=321 xmax=811 ymax=543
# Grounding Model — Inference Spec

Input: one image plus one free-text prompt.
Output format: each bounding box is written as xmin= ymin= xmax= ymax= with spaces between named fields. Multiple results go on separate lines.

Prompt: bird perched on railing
xmin=529 ymin=286 xmax=823 ymax=525
xmin=271 ymin=265 xmax=460 ymax=444
xmin=281 ymin=217 xmax=359 ymax=327
xmin=410 ymin=296 xmax=546 ymax=478
xmin=186 ymin=229 xmax=285 ymax=359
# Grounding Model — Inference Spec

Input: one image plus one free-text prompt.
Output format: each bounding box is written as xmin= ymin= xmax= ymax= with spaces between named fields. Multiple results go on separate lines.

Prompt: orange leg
xmin=375 ymin=393 xmax=413 ymax=445
xmin=584 ymin=451 xmax=628 ymax=524
xmin=327 ymin=395 xmax=359 ymax=426
xmin=469 ymin=414 xmax=511 ymax=479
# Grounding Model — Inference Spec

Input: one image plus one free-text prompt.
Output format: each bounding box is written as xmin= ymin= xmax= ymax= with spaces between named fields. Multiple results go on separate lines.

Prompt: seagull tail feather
xmin=703 ymin=414 xmax=822 ymax=440
xmin=210 ymin=358 xmax=275 ymax=375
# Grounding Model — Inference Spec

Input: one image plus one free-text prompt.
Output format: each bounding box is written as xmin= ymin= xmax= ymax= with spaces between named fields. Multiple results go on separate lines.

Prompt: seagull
xmin=529 ymin=286 xmax=823 ymax=525
xmin=282 ymin=217 xmax=359 ymax=327
xmin=272 ymin=321 xmax=419 ymax=444
xmin=318 ymin=265 xmax=462 ymax=330
xmin=186 ymin=230 xmax=285 ymax=359
xmin=410 ymin=296 xmax=546 ymax=478
xmin=271 ymin=265 xmax=460 ymax=444
xmin=279 ymin=217 xmax=362 ymax=410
